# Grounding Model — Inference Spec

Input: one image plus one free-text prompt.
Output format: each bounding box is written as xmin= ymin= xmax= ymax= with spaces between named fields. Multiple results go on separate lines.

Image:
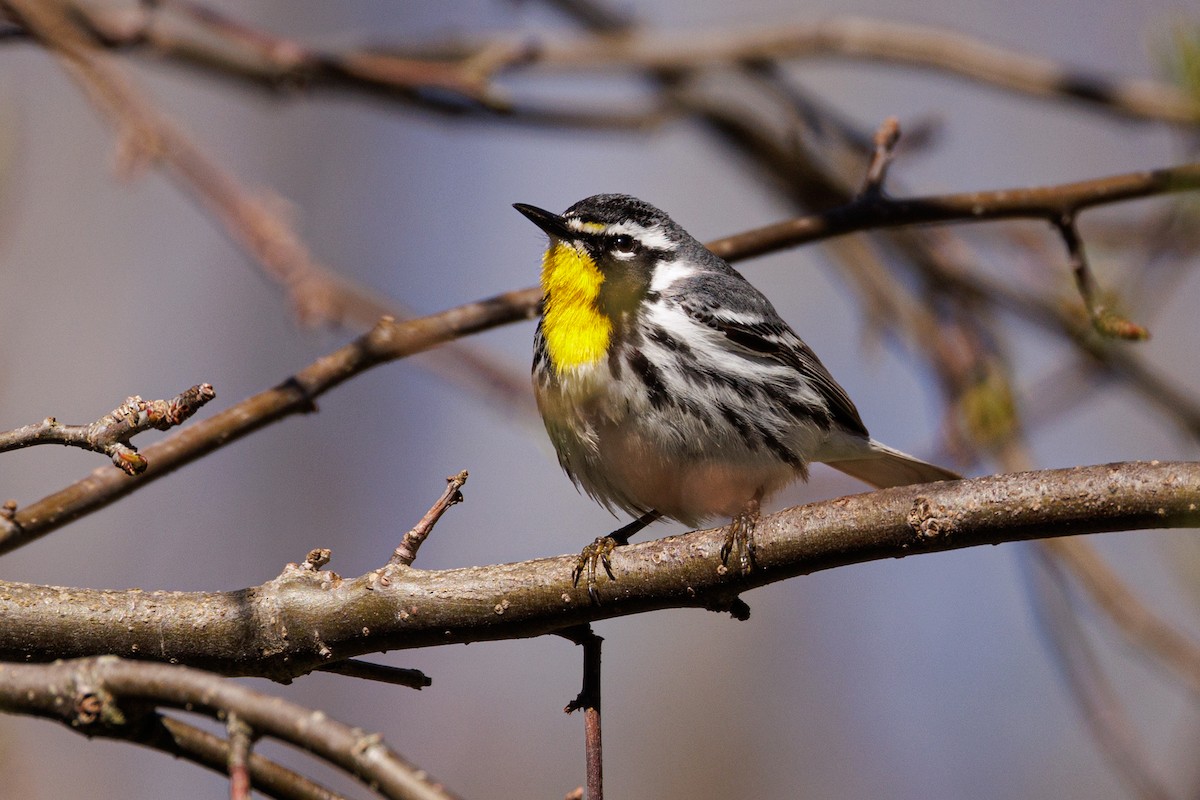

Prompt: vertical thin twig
xmin=562 ymin=626 xmax=604 ymax=800
xmin=226 ymin=713 xmax=254 ymax=800
xmin=860 ymin=116 xmax=901 ymax=196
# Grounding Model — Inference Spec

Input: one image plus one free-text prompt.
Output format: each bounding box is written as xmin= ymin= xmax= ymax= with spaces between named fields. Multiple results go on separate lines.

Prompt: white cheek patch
xmin=649 ymin=259 xmax=698 ymax=293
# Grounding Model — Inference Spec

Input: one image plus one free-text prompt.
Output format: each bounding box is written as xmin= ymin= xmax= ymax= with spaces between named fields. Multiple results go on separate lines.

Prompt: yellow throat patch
xmin=540 ymin=241 xmax=611 ymax=371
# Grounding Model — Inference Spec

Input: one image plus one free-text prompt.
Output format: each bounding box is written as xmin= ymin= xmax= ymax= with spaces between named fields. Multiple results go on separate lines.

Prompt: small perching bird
xmin=515 ymin=194 xmax=957 ymax=590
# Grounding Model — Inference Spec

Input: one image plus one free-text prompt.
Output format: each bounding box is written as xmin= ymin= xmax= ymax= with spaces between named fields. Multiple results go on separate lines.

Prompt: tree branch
xmin=0 ymin=384 xmax=214 ymax=475
xmin=154 ymin=714 xmax=347 ymax=800
xmin=705 ymin=161 xmax=1200 ymax=262
xmin=4 ymin=156 xmax=1197 ymax=552
xmin=0 ymin=462 xmax=1194 ymax=679
xmin=47 ymin=5 xmax=1200 ymax=125
xmin=0 ymin=656 xmax=459 ymax=800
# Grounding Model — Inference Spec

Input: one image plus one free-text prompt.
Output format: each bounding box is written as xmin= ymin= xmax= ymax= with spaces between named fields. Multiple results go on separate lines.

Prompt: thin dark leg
xmin=608 ymin=509 xmax=662 ymax=546
xmin=572 ymin=510 xmax=663 ymax=603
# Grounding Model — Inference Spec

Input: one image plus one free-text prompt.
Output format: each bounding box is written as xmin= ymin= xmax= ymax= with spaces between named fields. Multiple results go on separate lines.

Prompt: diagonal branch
xmin=4 ymin=158 xmax=1199 ymax=552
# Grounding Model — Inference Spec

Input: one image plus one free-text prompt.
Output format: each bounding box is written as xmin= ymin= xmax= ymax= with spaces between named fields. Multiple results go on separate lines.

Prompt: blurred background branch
xmin=1 ymin=2 xmax=1199 ymax=798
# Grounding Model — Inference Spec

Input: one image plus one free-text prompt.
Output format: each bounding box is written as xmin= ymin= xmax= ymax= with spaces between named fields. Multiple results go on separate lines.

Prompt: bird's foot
xmin=720 ymin=504 xmax=760 ymax=574
xmin=572 ymin=536 xmax=618 ymax=604
xmin=571 ymin=510 xmax=661 ymax=604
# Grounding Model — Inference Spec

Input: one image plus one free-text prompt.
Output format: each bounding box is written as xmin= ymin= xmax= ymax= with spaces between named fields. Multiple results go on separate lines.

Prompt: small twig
xmin=226 ymin=713 xmax=254 ymax=800
xmin=1054 ymin=215 xmax=1149 ymax=340
xmin=561 ymin=626 xmax=604 ymax=800
xmin=3 ymin=161 xmax=1197 ymax=549
xmin=859 ymin=115 xmax=900 ymax=196
xmin=0 ymin=656 xmax=463 ymax=800
xmin=707 ymin=162 xmax=1200 ymax=260
xmin=525 ymin=17 xmax=1200 ymax=125
xmin=48 ymin=7 xmax=1200 ymax=124
xmin=389 ymin=471 xmax=468 ymax=567
xmin=156 ymin=714 xmax=346 ymax=800
xmin=301 ymin=548 xmax=332 ymax=571
xmin=0 ymin=384 xmax=215 ymax=475
xmin=317 ymin=660 xmax=431 ymax=690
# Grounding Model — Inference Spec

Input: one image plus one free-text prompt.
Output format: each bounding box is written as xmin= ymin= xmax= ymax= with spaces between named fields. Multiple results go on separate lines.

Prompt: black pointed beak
xmin=513 ymin=203 xmax=573 ymax=239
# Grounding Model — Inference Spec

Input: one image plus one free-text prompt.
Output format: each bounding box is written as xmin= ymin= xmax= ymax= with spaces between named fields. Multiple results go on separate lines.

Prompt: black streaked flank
xmin=762 ymin=381 xmax=833 ymax=430
xmin=717 ymin=402 xmax=759 ymax=451
xmin=607 ymin=343 xmax=623 ymax=381
xmin=647 ymin=324 xmax=694 ymax=357
xmin=627 ymin=349 xmax=670 ymax=410
xmin=755 ymin=422 xmax=805 ymax=471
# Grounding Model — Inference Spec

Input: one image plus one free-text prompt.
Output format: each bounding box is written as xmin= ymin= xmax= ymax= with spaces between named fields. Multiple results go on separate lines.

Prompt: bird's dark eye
xmin=612 ymin=234 xmax=636 ymax=254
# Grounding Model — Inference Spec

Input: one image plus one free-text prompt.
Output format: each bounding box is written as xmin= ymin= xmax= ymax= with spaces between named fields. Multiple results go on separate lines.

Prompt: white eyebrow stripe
xmin=605 ymin=221 xmax=675 ymax=251
xmin=564 ymin=217 xmax=676 ymax=251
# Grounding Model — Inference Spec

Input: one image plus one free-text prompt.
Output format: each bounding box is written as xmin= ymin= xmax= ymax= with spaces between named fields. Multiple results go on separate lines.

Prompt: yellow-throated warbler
xmin=515 ymin=194 xmax=958 ymax=584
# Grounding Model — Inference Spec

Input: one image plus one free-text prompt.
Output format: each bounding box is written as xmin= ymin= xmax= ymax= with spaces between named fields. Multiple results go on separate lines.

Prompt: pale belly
xmin=536 ymin=362 xmax=809 ymax=526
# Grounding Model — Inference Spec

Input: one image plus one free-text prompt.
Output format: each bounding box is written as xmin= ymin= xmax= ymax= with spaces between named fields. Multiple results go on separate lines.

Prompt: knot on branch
xmin=907 ymin=496 xmax=959 ymax=541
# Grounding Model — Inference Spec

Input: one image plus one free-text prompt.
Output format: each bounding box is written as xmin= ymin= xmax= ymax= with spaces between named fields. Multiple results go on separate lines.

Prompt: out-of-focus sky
xmin=1 ymin=2 xmax=1198 ymax=798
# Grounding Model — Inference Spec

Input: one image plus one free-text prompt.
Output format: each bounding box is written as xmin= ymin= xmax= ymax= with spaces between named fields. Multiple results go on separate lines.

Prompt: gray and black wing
xmin=676 ymin=271 xmax=869 ymax=438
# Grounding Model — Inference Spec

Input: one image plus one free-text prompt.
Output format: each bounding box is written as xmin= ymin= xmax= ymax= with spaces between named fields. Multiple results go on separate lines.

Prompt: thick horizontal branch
xmin=0 ymin=462 xmax=1195 ymax=679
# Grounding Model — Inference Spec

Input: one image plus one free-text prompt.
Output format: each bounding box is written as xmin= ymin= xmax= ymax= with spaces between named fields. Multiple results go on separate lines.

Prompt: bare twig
xmin=524 ymin=17 xmax=1200 ymax=124
xmin=0 ymin=462 xmax=1194 ymax=679
xmin=46 ymin=6 xmax=1200 ymax=125
xmin=156 ymin=714 xmax=347 ymax=800
xmin=1042 ymin=537 xmax=1200 ymax=696
xmin=390 ymin=470 xmax=468 ymax=567
xmin=1 ymin=0 xmax=401 ymax=327
xmin=4 ymin=0 xmax=535 ymax=420
xmin=0 ymin=656 xmax=461 ymax=800
xmin=4 ymin=155 xmax=1198 ymax=550
xmin=562 ymin=626 xmax=604 ymax=800
xmin=226 ymin=713 xmax=254 ymax=800
xmin=0 ymin=298 xmax=536 ymax=553
xmin=1054 ymin=214 xmax=1149 ymax=340
xmin=317 ymin=660 xmax=431 ymax=690
xmin=0 ymin=384 xmax=215 ymax=475
xmin=706 ymin=162 xmax=1200 ymax=261
xmin=859 ymin=116 xmax=901 ymax=196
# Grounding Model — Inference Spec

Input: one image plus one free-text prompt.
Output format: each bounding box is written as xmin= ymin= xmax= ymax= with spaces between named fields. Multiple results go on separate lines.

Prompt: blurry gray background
xmin=2 ymin=1 xmax=1198 ymax=798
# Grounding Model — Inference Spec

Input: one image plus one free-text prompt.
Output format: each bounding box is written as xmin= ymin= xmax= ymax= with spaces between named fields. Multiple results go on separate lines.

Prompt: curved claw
xmin=572 ymin=535 xmax=618 ymax=603
xmin=720 ymin=506 xmax=760 ymax=574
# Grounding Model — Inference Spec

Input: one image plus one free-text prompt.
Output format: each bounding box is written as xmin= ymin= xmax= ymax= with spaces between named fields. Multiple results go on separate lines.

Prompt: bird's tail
xmin=826 ymin=439 xmax=960 ymax=489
